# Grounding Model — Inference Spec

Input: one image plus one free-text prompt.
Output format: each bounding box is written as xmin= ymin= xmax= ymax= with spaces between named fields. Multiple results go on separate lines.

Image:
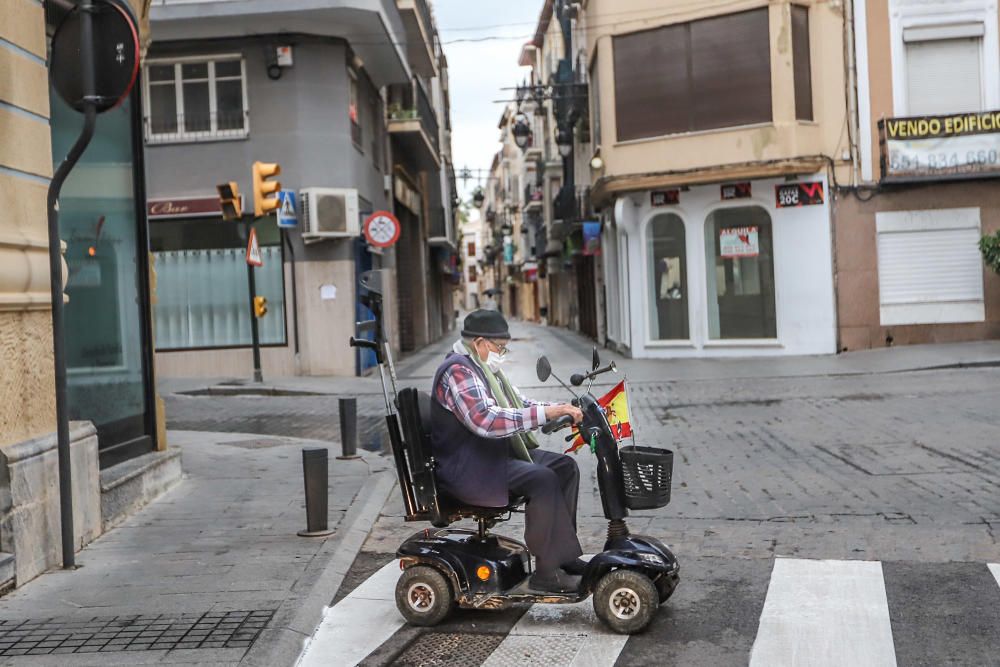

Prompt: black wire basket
xmin=619 ymin=445 xmax=673 ymax=510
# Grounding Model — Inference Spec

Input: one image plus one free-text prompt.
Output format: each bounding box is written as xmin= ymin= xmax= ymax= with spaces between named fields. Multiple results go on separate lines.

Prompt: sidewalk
xmin=0 ymin=431 xmax=394 ymax=666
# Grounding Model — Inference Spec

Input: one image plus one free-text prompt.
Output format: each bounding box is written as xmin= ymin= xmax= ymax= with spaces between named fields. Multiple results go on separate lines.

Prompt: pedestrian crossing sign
xmin=246 ymin=227 xmax=263 ymax=267
xmin=276 ymin=190 xmax=297 ymax=228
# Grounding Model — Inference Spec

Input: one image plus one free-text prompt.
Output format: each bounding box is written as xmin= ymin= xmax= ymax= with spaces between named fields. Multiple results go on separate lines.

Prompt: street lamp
xmin=472 ymin=187 xmax=485 ymax=207
xmin=556 ymin=126 xmax=573 ymax=158
xmin=512 ymin=114 xmax=532 ymax=151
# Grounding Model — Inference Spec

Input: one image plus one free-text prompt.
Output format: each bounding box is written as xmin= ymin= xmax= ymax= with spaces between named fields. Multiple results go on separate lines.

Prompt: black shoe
xmin=560 ymin=557 xmax=588 ymax=576
xmin=530 ymin=570 xmax=582 ymax=593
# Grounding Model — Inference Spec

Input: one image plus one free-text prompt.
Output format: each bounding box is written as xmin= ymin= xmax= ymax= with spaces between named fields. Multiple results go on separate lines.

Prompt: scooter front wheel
xmin=395 ymin=565 xmax=454 ymax=627
xmin=593 ymin=569 xmax=658 ymax=634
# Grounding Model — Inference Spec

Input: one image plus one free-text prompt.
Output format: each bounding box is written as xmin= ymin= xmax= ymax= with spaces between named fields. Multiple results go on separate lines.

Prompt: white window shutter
xmin=876 ymin=208 xmax=985 ymax=326
xmin=905 ymin=37 xmax=982 ymax=115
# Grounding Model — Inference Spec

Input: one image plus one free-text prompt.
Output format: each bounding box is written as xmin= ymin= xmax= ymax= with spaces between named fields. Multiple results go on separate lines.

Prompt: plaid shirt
xmin=435 ymin=361 xmax=548 ymax=439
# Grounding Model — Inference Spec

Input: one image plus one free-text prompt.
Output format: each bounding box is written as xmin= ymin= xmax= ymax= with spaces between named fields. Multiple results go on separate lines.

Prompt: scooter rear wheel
xmin=395 ymin=565 xmax=454 ymax=627
xmin=593 ymin=569 xmax=658 ymax=634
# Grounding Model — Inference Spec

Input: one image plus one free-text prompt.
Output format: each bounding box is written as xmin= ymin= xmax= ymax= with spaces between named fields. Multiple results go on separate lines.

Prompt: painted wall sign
xmin=147 ymin=196 xmax=234 ymax=219
xmin=650 ymin=189 xmax=680 ymax=207
xmin=363 ymin=211 xmax=401 ymax=248
xmin=775 ymin=182 xmax=824 ymax=208
xmin=880 ymin=111 xmax=1000 ymax=180
xmin=720 ymin=226 xmax=759 ymax=258
xmin=721 ymin=182 xmax=752 ymax=200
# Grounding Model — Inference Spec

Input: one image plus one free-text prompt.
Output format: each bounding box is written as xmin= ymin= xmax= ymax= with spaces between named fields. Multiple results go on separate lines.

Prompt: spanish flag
xmin=565 ymin=380 xmax=632 ymax=454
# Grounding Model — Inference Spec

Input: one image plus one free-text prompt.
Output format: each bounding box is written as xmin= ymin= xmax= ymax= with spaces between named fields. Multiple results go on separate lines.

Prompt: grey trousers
xmin=507 ymin=448 xmax=584 ymax=573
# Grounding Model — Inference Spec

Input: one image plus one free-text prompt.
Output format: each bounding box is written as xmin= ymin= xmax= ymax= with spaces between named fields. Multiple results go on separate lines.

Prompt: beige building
xmin=577 ymin=0 xmax=850 ymax=357
xmin=0 ymin=0 xmax=177 ymax=591
xmin=837 ymin=0 xmax=1000 ymax=350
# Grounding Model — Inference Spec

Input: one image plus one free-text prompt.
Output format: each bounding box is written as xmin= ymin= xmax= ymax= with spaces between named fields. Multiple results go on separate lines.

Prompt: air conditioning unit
xmin=300 ymin=187 xmax=360 ymax=243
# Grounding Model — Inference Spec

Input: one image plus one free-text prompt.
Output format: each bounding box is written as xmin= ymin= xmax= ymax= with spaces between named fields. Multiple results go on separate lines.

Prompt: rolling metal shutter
xmin=876 ymin=208 xmax=984 ymax=326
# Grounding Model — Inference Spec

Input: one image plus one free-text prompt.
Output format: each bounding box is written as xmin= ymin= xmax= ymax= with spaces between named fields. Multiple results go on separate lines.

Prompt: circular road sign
xmin=364 ymin=211 xmax=401 ymax=248
xmin=50 ymin=0 xmax=140 ymax=113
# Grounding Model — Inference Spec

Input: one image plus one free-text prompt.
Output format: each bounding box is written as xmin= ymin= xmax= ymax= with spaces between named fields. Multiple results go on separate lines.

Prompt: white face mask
xmin=486 ymin=350 xmax=506 ymax=372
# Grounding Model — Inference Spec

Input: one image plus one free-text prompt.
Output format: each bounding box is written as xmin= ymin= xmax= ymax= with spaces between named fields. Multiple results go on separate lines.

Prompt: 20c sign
xmin=775 ymin=182 xmax=825 ymax=208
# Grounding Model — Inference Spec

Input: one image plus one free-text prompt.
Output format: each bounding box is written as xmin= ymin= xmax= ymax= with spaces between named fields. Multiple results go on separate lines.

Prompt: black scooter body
xmin=398 ymin=528 xmax=679 ymax=609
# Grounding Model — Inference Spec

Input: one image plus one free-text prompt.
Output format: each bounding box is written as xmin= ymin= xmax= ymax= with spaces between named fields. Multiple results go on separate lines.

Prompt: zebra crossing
xmin=296 ymin=557 xmax=1000 ymax=667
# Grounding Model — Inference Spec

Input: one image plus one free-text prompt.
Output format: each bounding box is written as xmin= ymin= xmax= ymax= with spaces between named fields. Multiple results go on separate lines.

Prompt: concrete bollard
xmin=297 ymin=447 xmax=334 ymax=537
xmin=337 ymin=397 xmax=360 ymax=460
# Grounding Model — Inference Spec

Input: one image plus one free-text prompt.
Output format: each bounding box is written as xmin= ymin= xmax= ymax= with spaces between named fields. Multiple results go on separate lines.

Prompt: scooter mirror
xmin=592 ymin=347 xmax=600 ymax=371
xmin=536 ymin=356 xmax=552 ymax=382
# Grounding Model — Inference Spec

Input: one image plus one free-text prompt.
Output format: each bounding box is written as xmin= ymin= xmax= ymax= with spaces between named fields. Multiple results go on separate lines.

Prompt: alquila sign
xmin=880 ymin=110 xmax=1000 ymax=181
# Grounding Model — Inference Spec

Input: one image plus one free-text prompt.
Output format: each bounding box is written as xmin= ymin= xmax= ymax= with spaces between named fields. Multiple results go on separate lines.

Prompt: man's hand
xmin=547 ymin=403 xmax=584 ymax=424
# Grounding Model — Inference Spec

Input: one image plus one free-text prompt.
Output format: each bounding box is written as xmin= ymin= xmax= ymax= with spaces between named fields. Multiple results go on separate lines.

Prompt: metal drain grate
xmin=0 ymin=609 xmax=276 ymax=656
xmin=393 ymin=632 xmax=506 ymax=667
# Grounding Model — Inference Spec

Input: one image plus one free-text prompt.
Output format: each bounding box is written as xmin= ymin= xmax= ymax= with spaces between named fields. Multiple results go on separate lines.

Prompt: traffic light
xmin=216 ymin=181 xmax=242 ymax=221
xmin=252 ymin=161 xmax=281 ymax=217
xmin=253 ymin=295 xmax=268 ymax=318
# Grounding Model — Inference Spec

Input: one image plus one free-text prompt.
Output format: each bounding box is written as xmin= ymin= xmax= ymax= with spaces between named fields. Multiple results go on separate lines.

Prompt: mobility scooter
xmin=349 ymin=270 xmax=678 ymax=634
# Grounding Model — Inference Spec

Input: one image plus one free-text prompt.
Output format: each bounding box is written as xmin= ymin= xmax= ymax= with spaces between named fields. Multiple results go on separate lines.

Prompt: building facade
xmin=145 ymin=0 xmax=457 ymax=378
xmin=1 ymin=0 xmax=177 ymax=591
xmin=577 ymin=0 xmax=848 ymax=358
xmin=837 ymin=0 xmax=1000 ymax=350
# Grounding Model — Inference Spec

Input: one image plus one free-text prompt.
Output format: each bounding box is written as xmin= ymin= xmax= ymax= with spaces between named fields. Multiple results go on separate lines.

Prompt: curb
xmin=240 ymin=471 xmax=397 ymax=667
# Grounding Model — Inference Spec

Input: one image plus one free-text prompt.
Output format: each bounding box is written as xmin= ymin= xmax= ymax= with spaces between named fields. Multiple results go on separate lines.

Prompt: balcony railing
xmin=553 ymin=185 xmax=593 ymax=223
xmin=387 ymin=78 xmax=440 ymax=154
xmin=524 ymin=183 xmax=543 ymax=209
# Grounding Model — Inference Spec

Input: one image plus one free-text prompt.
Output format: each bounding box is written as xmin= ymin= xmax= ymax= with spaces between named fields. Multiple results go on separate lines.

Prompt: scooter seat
xmin=437 ymin=493 xmax=526 ymax=520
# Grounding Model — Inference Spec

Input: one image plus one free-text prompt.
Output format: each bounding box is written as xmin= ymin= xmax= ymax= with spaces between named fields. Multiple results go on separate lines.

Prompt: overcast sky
xmin=433 ymin=0 xmax=541 ymax=202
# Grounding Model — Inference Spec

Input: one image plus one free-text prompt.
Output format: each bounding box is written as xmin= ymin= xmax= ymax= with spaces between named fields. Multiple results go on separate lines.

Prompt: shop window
xmin=613 ymin=8 xmax=771 ymax=141
xmin=906 ymin=29 xmax=983 ymax=115
xmin=704 ymin=207 xmax=776 ymax=339
xmin=647 ymin=214 xmax=689 ymax=340
xmin=150 ymin=218 xmax=286 ymax=350
xmin=791 ymin=5 xmax=813 ymax=121
xmin=876 ymin=208 xmax=984 ymax=325
xmin=144 ymin=56 xmax=248 ymax=142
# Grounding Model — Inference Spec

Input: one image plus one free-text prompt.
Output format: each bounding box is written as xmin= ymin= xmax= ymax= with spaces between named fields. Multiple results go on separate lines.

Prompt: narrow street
xmin=162 ymin=320 xmax=1000 ymax=666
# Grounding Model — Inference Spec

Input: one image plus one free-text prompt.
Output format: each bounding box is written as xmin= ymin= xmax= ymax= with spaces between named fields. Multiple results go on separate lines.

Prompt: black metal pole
xmin=282 ymin=229 xmax=300 ymax=356
xmin=46 ymin=0 xmax=99 ymax=570
xmin=243 ymin=219 xmax=263 ymax=382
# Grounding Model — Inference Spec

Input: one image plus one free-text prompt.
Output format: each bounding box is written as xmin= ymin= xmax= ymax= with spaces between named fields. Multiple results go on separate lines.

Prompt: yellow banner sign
xmin=884 ymin=111 xmax=1000 ymax=140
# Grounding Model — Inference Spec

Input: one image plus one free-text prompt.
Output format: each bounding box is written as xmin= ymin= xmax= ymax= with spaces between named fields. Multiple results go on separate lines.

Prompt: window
xmin=150 ymin=218 xmax=286 ymax=349
xmin=905 ymin=26 xmax=984 ymax=115
xmin=468 ymin=266 xmax=477 ymax=283
xmin=613 ymin=8 xmax=771 ymax=141
xmin=370 ymin=94 xmax=381 ymax=169
xmin=467 ymin=241 xmax=476 ymax=257
xmin=590 ymin=53 xmax=602 ymax=148
xmin=145 ymin=56 xmax=247 ymax=142
xmin=791 ymin=5 xmax=813 ymax=121
xmin=876 ymin=208 xmax=984 ymax=325
xmin=349 ymin=68 xmax=362 ymax=147
xmin=647 ymin=214 xmax=689 ymax=340
xmin=704 ymin=207 xmax=776 ymax=339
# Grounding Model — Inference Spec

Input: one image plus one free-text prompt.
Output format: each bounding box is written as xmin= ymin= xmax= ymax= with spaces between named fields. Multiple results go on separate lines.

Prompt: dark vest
xmin=430 ymin=352 xmax=511 ymax=508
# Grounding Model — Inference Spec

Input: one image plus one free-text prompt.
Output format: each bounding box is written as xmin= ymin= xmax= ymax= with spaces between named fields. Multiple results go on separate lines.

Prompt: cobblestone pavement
xmin=161 ymin=322 xmax=1000 ymax=665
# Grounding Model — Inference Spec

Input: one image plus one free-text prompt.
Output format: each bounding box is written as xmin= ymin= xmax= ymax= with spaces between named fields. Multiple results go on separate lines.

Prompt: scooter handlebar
xmin=541 ymin=414 xmax=575 ymax=434
xmin=570 ymin=362 xmax=618 ymax=386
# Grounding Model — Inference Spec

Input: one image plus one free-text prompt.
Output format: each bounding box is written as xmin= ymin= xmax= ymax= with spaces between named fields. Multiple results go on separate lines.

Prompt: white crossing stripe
xmin=749 ymin=558 xmax=898 ymax=667
xmin=990 ymin=563 xmax=1000 ymax=589
xmin=296 ymin=560 xmax=403 ymax=667
xmin=482 ymin=599 xmax=628 ymax=667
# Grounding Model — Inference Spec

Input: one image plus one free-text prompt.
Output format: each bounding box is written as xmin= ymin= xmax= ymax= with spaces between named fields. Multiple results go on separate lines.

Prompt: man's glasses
xmin=485 ymin=339 xmax=510 ymax=356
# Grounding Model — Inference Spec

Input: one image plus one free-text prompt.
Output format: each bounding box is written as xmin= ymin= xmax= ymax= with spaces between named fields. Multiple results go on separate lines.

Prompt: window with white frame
xmin=905 ymin=24 xmax=984 ymax=115
xmin=876 ymin=208 xmax=985 ymax=326
xmin=145 ymin=56 xmax=248 ymax=142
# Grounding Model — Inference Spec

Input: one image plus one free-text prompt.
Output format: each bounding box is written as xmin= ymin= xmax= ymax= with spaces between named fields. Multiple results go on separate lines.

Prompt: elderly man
xmin=430 ymin=310 xmax=586 ymax=593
